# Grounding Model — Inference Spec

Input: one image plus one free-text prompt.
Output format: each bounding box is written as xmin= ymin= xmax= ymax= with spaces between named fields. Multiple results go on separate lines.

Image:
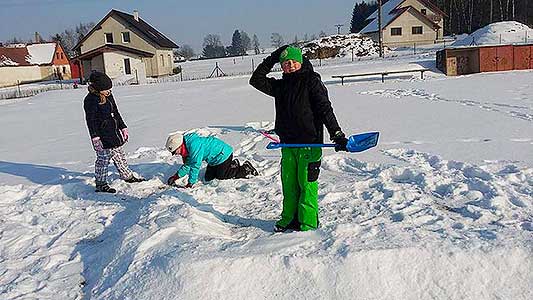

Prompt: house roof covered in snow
xmin=26 ymin=43 xmax=57 ymax=65
xmin=0 ymin=43 xmax=60 ymax=67
xmin=0 ymin=47 xmax=31 ymax=67
xmin=73 ymin=9 xmax=179 ymax=51
xmin=360 ymin=0 xmax=444 ymax=34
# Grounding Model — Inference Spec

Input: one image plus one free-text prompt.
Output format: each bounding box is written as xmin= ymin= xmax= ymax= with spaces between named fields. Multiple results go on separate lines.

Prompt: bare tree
xmin=270 ymin=33 xmax=284 ymax=48
xmin=203 ymin=34 xmax=223 ymax=48
xmin=252 ymin=34 xmax=260 ymax=55
xmin=178 ymin=44 xmax=195 ymax=59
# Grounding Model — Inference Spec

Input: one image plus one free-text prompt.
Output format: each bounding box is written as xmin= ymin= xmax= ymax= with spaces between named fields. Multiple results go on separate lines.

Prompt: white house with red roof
xmin=0 ymin=42 xmax=71 ymax=88
xmin=360 ymin=0 xmax=446 ymax=47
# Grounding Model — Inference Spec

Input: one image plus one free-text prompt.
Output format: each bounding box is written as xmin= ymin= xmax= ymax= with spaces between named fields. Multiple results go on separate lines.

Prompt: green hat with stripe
xmin=279 ymin=46 xmax=303 ymax=64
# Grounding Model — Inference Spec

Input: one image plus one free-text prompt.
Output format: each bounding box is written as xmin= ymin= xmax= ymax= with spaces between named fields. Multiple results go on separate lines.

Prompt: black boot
xmin=242 ymin=161 xmax=259 ymax=176
xmin=125 ymin=175 xmax=145 ymax=183
xmin=95 ymin=181 xmax=116 ymax=193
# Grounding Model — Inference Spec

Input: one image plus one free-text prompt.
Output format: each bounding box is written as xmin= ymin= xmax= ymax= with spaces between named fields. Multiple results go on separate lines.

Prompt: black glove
xmin=167 ymin=174 xmax=180 ymax=185
xmin=268 ymin=45 xmax=289 ymax=66
xmin=332 ymin=131 xmax=348 ymax=152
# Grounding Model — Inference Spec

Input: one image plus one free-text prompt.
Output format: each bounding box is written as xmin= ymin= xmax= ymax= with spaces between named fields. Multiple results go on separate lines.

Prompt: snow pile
xmin=0 ymin=53 xmax=533 ymax=299
xmin=0 ymin=55 xmax=19 ymax=66
xmin=302 ymin=34 xmax=382 ymax=59
xmin=26 ymin=43 xmax=56 ymax=65
xmin=453 ymin=21 xmax=533 ymax=46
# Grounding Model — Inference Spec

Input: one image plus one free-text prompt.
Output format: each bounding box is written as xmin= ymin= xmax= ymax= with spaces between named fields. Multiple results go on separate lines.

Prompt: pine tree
xmin=271 ymin=33 xmax=284 ymax=47
xmin=350 ymin=1 xmax=378 ymax=33
xmin=228 ymin=30 xmax=245 ymax=56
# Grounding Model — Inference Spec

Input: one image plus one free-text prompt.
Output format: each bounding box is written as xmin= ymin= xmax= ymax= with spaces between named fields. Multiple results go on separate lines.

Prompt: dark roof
xmin=418 ymin=0 xmax=448 ymax=17
xmin=112 ymin=10 xmax=178 ymax=48
xmin=73 ymin=9 xmax=178 ymax=51
xmin=0 ymin=47 xmax=31 ymax=66
xmin=74 ymin=44 xmax=155 ymax=60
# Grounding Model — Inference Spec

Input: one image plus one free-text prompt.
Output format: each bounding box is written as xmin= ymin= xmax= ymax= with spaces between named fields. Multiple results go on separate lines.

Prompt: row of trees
xmin=199 ymin=30 xmax=261 ymax=59
xmin=350 ymin=0 xmax=533 ymax=36
xmin=198 ymin=30 xmax=330 ymax=59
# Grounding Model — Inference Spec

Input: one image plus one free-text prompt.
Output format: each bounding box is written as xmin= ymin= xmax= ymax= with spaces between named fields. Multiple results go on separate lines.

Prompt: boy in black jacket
xmin=250 ymin=46 xmax=348 ymax=232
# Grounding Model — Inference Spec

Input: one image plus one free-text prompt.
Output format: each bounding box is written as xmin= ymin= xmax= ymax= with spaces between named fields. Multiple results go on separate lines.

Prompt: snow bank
xmin=302 ymin=34 xmax=383 ymax=59
xmin=453 ymin=21 xmax=533 ymax=46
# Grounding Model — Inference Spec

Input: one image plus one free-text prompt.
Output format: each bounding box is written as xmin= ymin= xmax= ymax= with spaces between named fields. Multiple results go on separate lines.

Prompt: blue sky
xmin=0 ymin=0 xmax=362 ymax=51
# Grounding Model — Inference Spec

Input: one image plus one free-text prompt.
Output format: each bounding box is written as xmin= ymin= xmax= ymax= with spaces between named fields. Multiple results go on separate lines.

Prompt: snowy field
xmin=0 ymin=51 xmax=532 ymax=299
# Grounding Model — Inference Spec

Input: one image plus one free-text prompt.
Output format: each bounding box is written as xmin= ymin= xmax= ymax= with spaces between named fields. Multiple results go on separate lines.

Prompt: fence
xmin=0 ymin=80 xmax=79 ymax=101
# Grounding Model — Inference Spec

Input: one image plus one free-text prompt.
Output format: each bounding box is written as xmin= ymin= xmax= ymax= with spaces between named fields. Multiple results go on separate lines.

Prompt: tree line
xmin=198 ymin=30 xmax=329 ymax=59
xmin=350 ymin=0 xmax=533 ymax=35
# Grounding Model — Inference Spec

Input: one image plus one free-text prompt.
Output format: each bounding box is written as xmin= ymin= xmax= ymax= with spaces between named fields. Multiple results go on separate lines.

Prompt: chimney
xmin=34 ymin=32 xmax=41 ymax=43
xmin=133 ymin=10 xmax=139 ymax=22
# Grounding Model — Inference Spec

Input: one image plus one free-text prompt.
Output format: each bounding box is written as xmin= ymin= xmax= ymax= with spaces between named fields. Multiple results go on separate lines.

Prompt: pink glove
xmin=92 ymin=137 xmax=104 ymax=152
xmin=121 ymin=128 xmax=129 ymax=142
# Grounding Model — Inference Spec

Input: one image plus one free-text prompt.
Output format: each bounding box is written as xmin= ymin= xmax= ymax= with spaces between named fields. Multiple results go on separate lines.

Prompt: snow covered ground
xmin=0 ymin=51 xmax=532 ymax=299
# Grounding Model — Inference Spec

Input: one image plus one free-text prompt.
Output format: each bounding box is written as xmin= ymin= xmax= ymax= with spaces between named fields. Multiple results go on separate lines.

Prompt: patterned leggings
xmin=94 ymin=146 xmax=133 ymax=183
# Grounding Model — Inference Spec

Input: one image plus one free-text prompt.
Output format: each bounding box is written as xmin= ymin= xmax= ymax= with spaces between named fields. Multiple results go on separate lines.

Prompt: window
xmin=122 ymin=32 xmax=130 ymax=43
xmin=412 ymin=26 xmax=423 ymax=35
xmin=60 ymin=53 xmax=63 ymax=59
xmin=421 ymin=9 xmax=427 ymax=15
xmin=124 ymin=58 xmax=131 ymax=75
xmin=105 ymin=33 xmax=114 ymax=43
xmin=56 ymin=53 xmax=60 ymax=59
xmin=63 ymin=66 xmax=66 ymax=73
xmin=168 ymin=54 xmax=171 ymax=67
xmin=161 ymin=54 xmax=164 ymax=66
xmin=391 ymin=27 xmax=402 ymax=36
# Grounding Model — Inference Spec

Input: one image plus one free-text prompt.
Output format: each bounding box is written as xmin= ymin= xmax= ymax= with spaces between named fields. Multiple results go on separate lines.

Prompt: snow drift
xmin=453 ymin=21 xmax=533 ymax=46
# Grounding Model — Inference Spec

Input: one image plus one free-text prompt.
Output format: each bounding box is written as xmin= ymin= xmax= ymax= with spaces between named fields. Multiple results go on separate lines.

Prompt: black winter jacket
xmin=249 ymin=56 xmax=342 ymax=144
xmin=83 ymin=92 xmax=127 ymax=149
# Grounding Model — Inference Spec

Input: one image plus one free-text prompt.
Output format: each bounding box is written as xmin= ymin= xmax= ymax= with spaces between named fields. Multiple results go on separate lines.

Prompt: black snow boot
xmin=95 ymin=182 xmax=116 ymax=193
xmin=242 ymin=161 xmax=259 ymax=176
xmin=124 ymin=175 xmax=145 ymax=183
xmin=274 ymin=219 xmax=300 ymax=232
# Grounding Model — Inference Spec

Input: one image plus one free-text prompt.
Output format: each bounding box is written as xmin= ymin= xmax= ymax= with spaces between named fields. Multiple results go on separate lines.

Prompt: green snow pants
xmin=276 ymin=147 xmax=322 ymax=231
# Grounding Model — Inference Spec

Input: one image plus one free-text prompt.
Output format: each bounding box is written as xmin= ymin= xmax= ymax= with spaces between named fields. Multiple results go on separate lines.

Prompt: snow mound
xmin=453 ymin=21 xmax=533 ymax=46
xmin=302 ymin=34 xmax=383 ymax=59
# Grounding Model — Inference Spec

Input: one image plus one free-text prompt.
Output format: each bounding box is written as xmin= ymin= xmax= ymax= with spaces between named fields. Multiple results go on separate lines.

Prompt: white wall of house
xmin=0 ymin=66 xmax=42 ymax=87
xmin=383 ymin=10 xmax=438 ymax=47
xmin=80 ymin=16 xmax=157 ymax=55
xmin=39 ymin=65 xmax=72 ymax=81
xmin=79 ymin=15 xmax=175 ymax=78
xmin=400 ymin=0 xmax=444 ymax=39
xmin=102 ymin=51 xmax=146 ymax=83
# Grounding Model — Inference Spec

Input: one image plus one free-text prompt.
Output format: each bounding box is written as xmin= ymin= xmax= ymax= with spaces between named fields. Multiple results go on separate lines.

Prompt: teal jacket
xmin=177 ymin=133 xmax=233 ymax=184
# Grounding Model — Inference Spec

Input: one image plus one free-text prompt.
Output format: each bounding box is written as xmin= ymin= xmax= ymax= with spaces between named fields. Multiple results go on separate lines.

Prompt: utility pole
xmin=335 ymin=24 xmax=344 ymax=35
xmin=378 ymin=0 xmax=383 ymax=57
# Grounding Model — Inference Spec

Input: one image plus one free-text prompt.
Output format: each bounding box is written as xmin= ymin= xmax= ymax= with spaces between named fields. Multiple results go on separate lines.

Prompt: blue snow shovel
xmin=266 ymin=132 xmax=380 ymax=153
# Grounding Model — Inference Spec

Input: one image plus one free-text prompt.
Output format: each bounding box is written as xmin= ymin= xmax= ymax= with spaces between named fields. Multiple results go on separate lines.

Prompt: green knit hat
xmin=279 ymin=46 xmax=303 ymax=64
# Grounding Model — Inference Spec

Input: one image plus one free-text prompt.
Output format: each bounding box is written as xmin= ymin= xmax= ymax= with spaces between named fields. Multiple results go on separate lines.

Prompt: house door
xmin=124 ymin=58 xmax=131 ymax=75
